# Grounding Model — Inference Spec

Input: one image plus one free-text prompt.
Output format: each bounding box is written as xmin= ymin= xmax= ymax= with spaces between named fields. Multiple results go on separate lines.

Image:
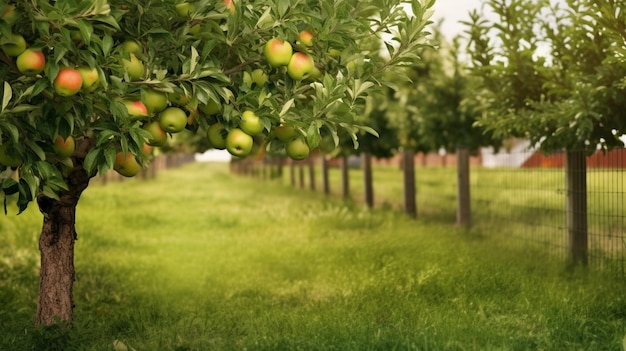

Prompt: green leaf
xmin=1 ymin=82 xmax=11 ymax=112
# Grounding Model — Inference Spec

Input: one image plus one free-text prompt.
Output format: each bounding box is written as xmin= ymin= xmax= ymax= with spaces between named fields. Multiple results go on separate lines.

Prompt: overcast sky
xmin=429 ymin=0 xmax=485 ymax=40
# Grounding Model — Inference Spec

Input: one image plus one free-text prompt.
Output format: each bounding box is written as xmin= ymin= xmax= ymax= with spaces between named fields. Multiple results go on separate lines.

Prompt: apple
xmin=1 ymin=5 xmax=17 ymax=26
xmin=207 ymin=123 xmax=227 ymax=149
xmin=121 ymin=53 xmax=144 ymax=81
xmin=143 ymin=121 xmax=168 ymax=146
xmin=287 ymin=52 xmax=314 ymax=80
xmin=263 ymin=38 xmax=293 ymax=67
xmin=159 ymin=107 xmax=187 ymax=133
xmin=114 ymin=152 xmax=141 ymax=177
xmin=273 ymin=124 xmax=298 ymax=142
xmin=169 ymin=92 xmax=189 ymax=106
xmin=16 ymin=49 xmax=45 ymax=76
xmin=223 ymin=0 xmax=235 ymax=14
xmin=318 ymin=135 xmax=336 ymax=154
xmin=199 ymin=99 xmax=221 ymax=115
xmin=53 ymin=136 xmax=75 ymax=158
xmin=239 ymin=110 xmax=264 ymax=135
xmin=142 ymin=89 xmax=168 ymax=114
xmin=54 ymin=68 xmax=83 ymax=96
xmin=176 ymin=2 xmax=195 ymax=17
xmin=286 ymin=137 xmax=310 ymax=160
xmin=123 ymin=100 xmax=149 ymax=120
xmin=142 ymin=143 xmax=153 ymax=156
xmin=226 ymin=128 xmax=253 ymax=157
xmin=120 ymin=39 xmax=142 ymax=54
xmin=298 ymin=30 xmax=314 ymax=47
xmin=77 ymin=67 xmax=99 ymax=92
xmin=0 ymin=143 xmax=21 ymax=168
xmin=0 ymin=33 xmax=26 ymax=56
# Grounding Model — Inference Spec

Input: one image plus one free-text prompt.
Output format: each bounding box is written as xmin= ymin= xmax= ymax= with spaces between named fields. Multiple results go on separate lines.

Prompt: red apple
xmin=298 ymin=30 xmax=314 ymax=47
xmin=53 ymin=135 xmax=75 ymax=158
xmin=263 ymin=38 xmax=293 ymax=67
xmin=54 ymin=68 xmax=83 ymax=96
xmin=114 ymin=152 xmax=141 ymax=177
xmin=123 ymin=100 xmax=149 ymax=120
xmin=16 ymin=49 xmax=45 ymax=76
xmin=287 ymin=52 xmax=314 ymax=80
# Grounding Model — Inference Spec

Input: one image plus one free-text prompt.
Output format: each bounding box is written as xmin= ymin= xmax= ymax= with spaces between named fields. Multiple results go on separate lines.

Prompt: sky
xmin=429 ymin=0 xmax=485 ymax=40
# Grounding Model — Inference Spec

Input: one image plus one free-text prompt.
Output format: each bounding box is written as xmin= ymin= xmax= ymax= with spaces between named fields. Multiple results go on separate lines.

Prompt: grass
xmin=1 ymin=161 xmax=625 ymax=350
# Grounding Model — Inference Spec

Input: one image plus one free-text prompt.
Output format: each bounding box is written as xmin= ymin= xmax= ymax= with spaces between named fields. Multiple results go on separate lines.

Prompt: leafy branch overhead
xmin=0 ymin=0 xmax=435 ymax=212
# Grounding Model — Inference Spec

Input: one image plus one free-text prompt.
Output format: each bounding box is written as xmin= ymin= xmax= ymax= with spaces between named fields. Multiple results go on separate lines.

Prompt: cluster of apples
xmin=204 ymin=31 xmax=322 ymax=161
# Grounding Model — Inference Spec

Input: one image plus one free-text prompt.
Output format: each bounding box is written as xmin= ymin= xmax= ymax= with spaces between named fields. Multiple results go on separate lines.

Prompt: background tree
xmin=0 ymin=0 xmax=435 ymax=326
xmin=465 ymin=0 xmax=626 ymax=264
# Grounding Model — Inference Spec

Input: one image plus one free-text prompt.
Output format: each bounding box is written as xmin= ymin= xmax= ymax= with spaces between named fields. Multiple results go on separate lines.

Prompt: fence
xmin=230 ymin=147 xmax=626 ymax=277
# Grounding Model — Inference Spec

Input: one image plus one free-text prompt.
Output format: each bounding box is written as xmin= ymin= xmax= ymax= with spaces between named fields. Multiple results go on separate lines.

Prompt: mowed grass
xmin=1 ymin=162 xmax=625 ymax=350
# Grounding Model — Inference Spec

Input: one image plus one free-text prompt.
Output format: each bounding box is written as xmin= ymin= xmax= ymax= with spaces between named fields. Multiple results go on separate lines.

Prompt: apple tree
xmin=0 ymin=0 xmax=435 ymax=325
xmin=464 ymin=0 xmax=626 ymax=264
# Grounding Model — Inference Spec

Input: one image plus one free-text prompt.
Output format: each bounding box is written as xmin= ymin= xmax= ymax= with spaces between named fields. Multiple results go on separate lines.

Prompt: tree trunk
xmin=35 ymin=138 xmax=94 ymax=326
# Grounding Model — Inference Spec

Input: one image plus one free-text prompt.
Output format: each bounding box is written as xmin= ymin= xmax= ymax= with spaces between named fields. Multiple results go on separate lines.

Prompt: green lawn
xmin=1 ymin=162 xmax=625 ymax=350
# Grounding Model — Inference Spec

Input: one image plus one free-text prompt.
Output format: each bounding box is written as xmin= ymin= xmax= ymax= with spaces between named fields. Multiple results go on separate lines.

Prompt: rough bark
xmin=35 ymin=138 xmax=94 ymax=326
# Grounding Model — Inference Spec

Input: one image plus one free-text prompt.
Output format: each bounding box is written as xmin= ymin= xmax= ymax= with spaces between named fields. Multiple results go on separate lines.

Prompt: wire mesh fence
xmin=231 ymin=147 xmax=626 ymax=277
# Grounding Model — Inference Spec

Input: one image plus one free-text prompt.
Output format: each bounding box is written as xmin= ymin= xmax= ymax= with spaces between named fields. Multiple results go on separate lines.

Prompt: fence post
xmin=341 ymin=156 xmax=350 ymax=198
xmin=402 ymin=149 xmax=416 ymax=218
xmin=321 ymin=155 xmax=330 ymax=195
xmin=457 ymin=146 xmax=471 ymax=227
xmin=362 ymin=153 xmax=373 ymax=208
xmin=566 ymin=150 xmax=588 ymax=266
xmin=308 ymin=156 xmax=316 ymax=191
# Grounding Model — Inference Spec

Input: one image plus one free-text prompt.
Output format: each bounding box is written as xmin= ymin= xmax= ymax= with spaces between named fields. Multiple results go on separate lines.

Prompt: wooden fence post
xmin=321 ymin=155 xmax=330 ymax=195
xmin=341 ymin=156 xmax=350 ymax=198
xmin=566 ymin=149 xmax=588 ymax=266
xmin=402 ymin=149 xmax=416 ymax=218
xmin=308 ymin=156 xmax=316 ymax=191
xmin=362 ymin=153 xmax=373 ymax=208
xmin=457 ymin=146 xmax=471 ymax=227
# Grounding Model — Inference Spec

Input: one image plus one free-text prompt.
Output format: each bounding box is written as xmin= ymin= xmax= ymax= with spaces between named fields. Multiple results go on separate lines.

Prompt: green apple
xmin=0 ymin=33 xmax=26 ymax=56
xmin=53 ymin=135 xmax=75 ymax=158
xmin=121 ymin=53 xmax=144 ymax=81
xmin=263 ymin=38 xmax=293 ymax=67
xmin=169 ymin=92 xmax=190 ymax=106
xmin=286 ymin=137 xmax=310 ymax=160
xmin=239 ymin=110 xmax=264 ymax=135
xmin=287 ymin=52 xmax=314 ymax=80
xmin=298 ymin=30 xmax=314 ymax=47
xmin=120 ymin=39 xmax=142 ymax=54
xmin=114 ymin=152 xmax=141 ymax=177
xmin=318 ymin=134 xmax=336 ymax=154
xmin=273 ymin=124 xmax=298 ymax=142
xmin=226 ymin=128 xmax=253 ymax=157
xmin=142 ymin=89 xmax=168 ymax=114
xmin=77 ymin=67 xmax=100 ymax=92
xmin=0 ymin=143 xmax=21 ymax=168
xmin=123 ymin=100 xmax=149 ymax=120
xmin=159 ymin=107 xmax=187 ymax=133
xmin=16 ymin=49 xmax=46 ymax=76
xmin=1 ymin=5 xmax=17 ymax=26
xmin=54 ymin=68 xmax=83 ymax=96
xmin=199 ymin=99 xmax=221 ymax=115
xmin=176 ymin=2 xmax=195 ymax=17
xmin=207 ymin=123 xmax=227 ymax=149
xmin=143 ymin=121 xmax=168 ymax=146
